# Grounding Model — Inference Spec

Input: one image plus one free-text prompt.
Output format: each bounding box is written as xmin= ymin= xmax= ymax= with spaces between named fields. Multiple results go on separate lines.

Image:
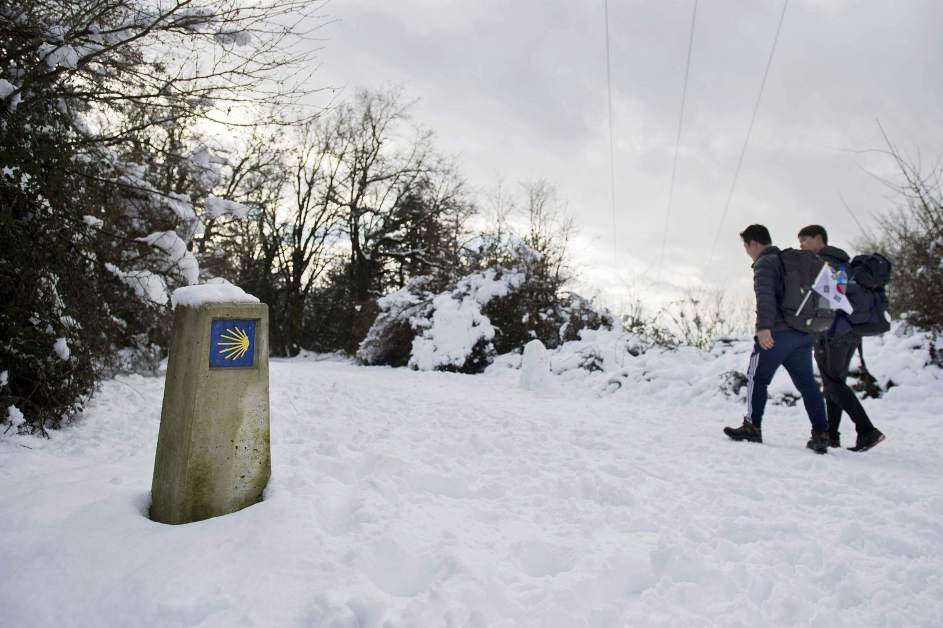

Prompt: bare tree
xmin=268 ymin=123 xmax=345 ymax=355
xmin=865 ymin=133 xmax=943 ymax=331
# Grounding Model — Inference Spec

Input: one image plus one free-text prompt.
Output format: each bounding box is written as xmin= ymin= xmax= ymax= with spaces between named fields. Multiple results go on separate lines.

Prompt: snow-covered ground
xmin=2 ymin=338 xmax=943 ymax=627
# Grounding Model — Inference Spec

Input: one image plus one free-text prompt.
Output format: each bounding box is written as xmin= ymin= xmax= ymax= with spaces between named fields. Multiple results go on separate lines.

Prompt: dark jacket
xmin=818 ymin=244 xmax=854 ymax=337
xmin=819 ymin=245 xmax=850 ymax=270
xmin=752 ymin=245 xmax=789 ymax=332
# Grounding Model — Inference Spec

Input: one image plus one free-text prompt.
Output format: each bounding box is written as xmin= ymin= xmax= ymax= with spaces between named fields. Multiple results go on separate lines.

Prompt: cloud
xmin=310 ymin=0 xmax=943 ymax=309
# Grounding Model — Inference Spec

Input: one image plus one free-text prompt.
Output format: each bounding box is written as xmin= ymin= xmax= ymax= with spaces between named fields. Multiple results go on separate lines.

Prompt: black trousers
xmin=813 ymin=333 xmax=876 ymax=437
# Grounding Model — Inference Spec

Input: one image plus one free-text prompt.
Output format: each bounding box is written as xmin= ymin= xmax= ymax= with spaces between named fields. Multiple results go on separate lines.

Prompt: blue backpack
xmin=844 ymin=253 xmax=892 ymax=337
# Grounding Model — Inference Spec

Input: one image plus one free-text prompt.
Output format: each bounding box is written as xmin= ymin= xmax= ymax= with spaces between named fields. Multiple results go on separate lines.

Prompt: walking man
xmin=724 ymin=224 xmax=831 ymax=453
xmin=797 ymin=225 xmax=886 ymax=451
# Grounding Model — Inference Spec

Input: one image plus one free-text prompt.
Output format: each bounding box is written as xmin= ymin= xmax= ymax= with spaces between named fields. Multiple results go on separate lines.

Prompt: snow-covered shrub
xmin=357 ymin=277 xmax=435 ymax=368
xmin=409 ymin=269 xmax=524 ymax=373
xmin=358 ymin=269 xmax=614 ymax=373
xmin=358 ymin=270 xmax=522 ymax=373
xmin=720 ymin=370 xmax=748 ymax=398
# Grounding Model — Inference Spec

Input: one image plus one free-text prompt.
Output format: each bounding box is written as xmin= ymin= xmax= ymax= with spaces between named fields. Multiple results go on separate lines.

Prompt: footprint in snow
xmin=359 ymin=538 xmax=457 ymax=597
xmin=513 ymin=540 xmax=575 ymax=577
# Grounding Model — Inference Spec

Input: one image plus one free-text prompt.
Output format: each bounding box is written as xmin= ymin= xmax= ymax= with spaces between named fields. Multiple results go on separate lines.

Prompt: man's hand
xmin=757 ymin=329 xmax=775 ymax=350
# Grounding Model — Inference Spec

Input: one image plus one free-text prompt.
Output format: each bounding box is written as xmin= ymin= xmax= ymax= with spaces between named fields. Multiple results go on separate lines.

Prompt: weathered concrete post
xmin=150 ymin=285 xmax=270 ymax=524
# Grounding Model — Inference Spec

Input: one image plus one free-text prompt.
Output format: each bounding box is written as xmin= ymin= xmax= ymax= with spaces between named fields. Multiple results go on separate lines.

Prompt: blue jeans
xmin=745 ymin=329 xmax=827 ymax=432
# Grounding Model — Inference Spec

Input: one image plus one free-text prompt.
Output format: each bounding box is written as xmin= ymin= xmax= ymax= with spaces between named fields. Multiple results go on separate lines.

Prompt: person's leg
xmin=826 ymin=399 xmax=843 ymax=445
xmin=826 ymin=335 xmax=877 ymax=436
xmin=781 ymin=331 xmax=828 ymax=434
xmin=814 ymin=337 xmax=844 ymax=440
xmin=725 ymin=335 xmax=790 ymax=442
xmin=745 ymin=338 xmax=789 ymax=428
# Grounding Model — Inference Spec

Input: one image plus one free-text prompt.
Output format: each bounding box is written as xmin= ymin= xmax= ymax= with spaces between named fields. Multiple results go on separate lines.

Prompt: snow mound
xmin=519 ymin=339 xmax=549 ymax=390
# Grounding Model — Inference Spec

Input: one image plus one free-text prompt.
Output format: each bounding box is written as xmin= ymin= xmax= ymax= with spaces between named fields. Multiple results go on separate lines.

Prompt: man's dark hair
xmin=739 ymin=224 xmax=772 ymax=246
xmin=797 ymin=224 xmax=828 ymax=244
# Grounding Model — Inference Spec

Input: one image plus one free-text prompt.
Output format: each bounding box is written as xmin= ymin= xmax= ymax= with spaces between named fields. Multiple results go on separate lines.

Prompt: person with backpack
xmin=724 ymin=224 xmax=831 ymax=453
xmin=797 ymin=225 xmax=887 ymax=452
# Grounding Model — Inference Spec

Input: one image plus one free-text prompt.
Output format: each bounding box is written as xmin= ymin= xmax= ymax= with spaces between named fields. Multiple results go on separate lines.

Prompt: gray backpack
xmin=779 ymin=248 xmax=835 ymax=333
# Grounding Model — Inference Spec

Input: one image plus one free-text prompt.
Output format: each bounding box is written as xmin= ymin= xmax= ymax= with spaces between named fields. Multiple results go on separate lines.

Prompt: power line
xmin=656 ymin=0 xmax=699 ymax=272
xmin=604 ymin=0 xmax=617 ymax=265
xmin=705 ymin=0 xmax=790 ymax=274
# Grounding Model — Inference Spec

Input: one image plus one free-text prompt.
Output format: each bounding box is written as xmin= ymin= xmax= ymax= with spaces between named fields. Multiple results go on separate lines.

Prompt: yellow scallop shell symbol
xmin=217 ymin=326 xmax=251 ymax=360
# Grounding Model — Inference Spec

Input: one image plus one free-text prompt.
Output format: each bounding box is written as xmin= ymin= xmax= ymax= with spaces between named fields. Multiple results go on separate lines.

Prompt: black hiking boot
xmin=724 ymin=419 xmax=762 ymax=443
xmin=806 ymin=430 xmax=829 ymax=454
xmin=828 ymin=433 xmax=841 ymax=448
xmin=848 ymin=429 xmax=885 ymax=452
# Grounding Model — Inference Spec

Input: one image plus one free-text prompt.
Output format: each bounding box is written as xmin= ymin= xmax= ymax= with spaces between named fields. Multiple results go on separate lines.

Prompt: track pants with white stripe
xmin=745 ymin=329 xmax=828 ymax=432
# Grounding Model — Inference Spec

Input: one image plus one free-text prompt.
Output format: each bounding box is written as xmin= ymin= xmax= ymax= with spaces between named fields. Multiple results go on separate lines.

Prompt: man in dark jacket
xmin=797 ymin=224 xmax=886 ymax=452
xmin=724 ymin=224 xmax=830 ymax=453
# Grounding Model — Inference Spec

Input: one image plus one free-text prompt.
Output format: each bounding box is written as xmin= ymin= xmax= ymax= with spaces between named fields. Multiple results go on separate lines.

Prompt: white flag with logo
xmin=811 ymin=264 xmax=853 ymax=314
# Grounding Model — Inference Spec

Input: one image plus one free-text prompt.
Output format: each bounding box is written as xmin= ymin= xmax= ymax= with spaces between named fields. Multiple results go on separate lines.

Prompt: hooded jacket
xmin=819 ymin=245 xmax=850 ymax=270
xmin=752 ymin=245 xmax=789 ymax=333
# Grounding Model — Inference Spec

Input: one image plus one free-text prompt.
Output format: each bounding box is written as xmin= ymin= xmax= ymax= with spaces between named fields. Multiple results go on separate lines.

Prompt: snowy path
xmin=2 ymin=358 xmax=942 ymax=627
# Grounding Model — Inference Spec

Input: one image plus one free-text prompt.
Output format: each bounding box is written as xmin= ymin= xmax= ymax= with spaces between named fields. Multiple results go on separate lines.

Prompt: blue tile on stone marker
xmin=209 ymin=319 xmax=257 ymax=368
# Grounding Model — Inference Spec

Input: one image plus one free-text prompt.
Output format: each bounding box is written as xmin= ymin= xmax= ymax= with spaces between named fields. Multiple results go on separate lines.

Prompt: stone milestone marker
xmin=150 ymin=284 xmax=270 ymax=525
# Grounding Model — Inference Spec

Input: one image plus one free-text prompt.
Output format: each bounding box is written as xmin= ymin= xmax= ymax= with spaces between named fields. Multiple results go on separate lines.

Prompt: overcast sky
xmin=310 ymin=0 xmax=943 ymax=311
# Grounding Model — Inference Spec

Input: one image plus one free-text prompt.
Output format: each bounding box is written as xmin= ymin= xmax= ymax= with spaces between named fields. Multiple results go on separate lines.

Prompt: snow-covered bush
xmin=512 ymin=321 xmax=941 ymax=412
xmin=357 ymin=277 xmax=436 ymax=368
xmin=409 ymin=269 xmax=524 ymax=372
xmin=358 ymin=270 xmax=523 ymax=373
xmin=358 ymin=268 xmax=613 ymax=373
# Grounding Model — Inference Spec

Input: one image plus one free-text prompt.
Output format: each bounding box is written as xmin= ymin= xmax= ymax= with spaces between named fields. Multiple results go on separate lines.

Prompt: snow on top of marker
xmin=171 ymin=279 xmax=259 ymax=308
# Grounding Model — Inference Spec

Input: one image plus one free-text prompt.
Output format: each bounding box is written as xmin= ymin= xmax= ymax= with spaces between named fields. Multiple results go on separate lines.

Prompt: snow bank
xmin=171 ymin=279 xmax=259 ymax=308
xmin=488 ymin=321 xmax=942 ymax=412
